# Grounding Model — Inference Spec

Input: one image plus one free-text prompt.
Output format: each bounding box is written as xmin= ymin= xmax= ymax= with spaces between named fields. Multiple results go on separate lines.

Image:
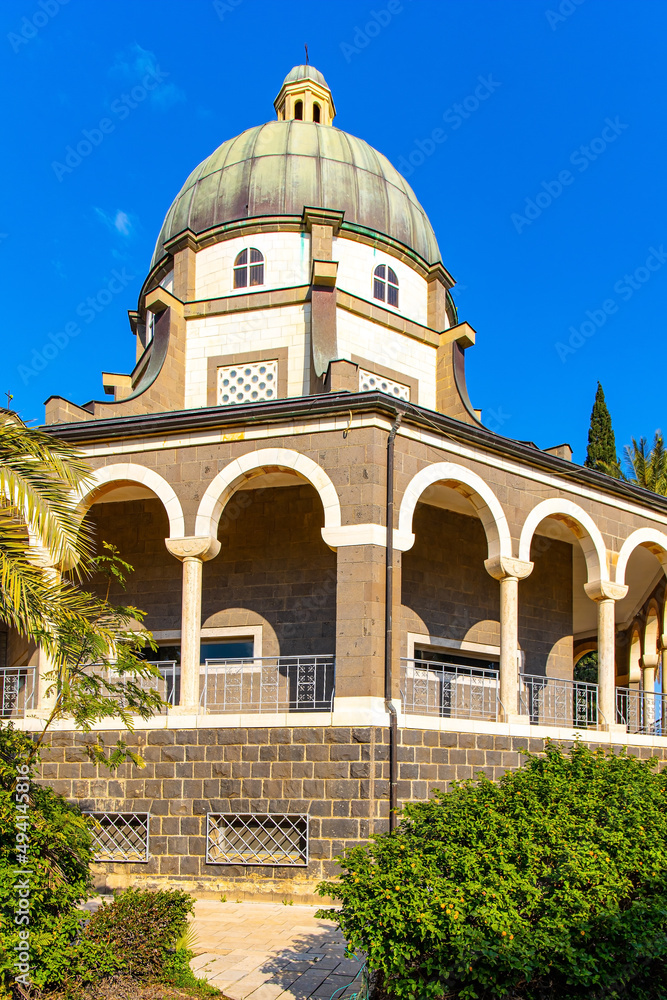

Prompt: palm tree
xmin=0 ymin=408 xmax=94 ymax=638
xmin=622 ymin=432 xmax=667 ymax=497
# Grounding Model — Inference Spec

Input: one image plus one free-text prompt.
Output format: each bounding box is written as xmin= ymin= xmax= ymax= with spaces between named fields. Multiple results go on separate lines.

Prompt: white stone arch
xmin=518 ymin=498 xmax=608 ymax=584
xmin=195 ymin=448 xmax=342 ymax=540
xmin=614 ymin=528 xmax=667 ymax=587
xmin=397 ymin=462 xmax=512 ymax=561
xmin=76 ymin=463 xmax=185 ymax=539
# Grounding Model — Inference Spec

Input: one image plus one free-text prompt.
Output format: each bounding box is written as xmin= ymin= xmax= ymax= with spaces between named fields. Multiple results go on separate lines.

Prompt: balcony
xmin=0 ymin=667 xmax=36 ymax=718
xmin=200 ymin=656 xmax=335 ymax=714
xmin=519 ymin=674 xmax=599 ymax=729
xmin=400 ymin=658 xmax=499 ymax=721
xmin=616 ymin=687 xmax=666 ymax=736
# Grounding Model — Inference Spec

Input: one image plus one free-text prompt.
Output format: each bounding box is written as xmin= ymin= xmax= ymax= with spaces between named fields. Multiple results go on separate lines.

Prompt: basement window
xmin=207 ymin=813 xmax=309 ymax=866
xmin=86 ymin=812 xmax=150 ymax=863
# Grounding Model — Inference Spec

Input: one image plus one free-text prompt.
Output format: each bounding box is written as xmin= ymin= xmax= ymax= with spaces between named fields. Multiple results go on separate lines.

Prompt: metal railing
xmin=200 ymin=655 xmax=335 ymax=714
xmin=616 ymin=686 xmax=666 ymax=735
xmin=85 ymin=811 xmax=150 ymax=863
xmin=94 ymin=661 xmax=178 ymax=713
xmin=207 ymin=812 xmax=308 ymax=866
xmin=400 ymin=658 xmax=499 ymax=721
xmin=0 ymin=667 xmax=36 ymax=718
xmin=519 ymin=674 xmax=599 ymax=729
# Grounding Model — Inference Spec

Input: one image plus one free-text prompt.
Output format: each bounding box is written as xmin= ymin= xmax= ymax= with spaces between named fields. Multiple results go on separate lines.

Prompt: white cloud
xmin=95 ymin=207 xmax=133 ymax=237
xmin=108 ymin=42 xmax=185 ymax=110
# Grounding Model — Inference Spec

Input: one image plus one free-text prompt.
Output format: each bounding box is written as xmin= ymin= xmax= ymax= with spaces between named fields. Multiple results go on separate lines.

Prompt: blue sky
xmin=1 ymin=0 xmax=665 ymax=464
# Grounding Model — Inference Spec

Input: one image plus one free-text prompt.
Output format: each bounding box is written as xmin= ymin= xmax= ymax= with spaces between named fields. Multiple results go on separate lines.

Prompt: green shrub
xmin=83 ymin=888 xmax=195 ymax=979
xmin=0 ymin=725 xmax=96 ymax=991
xmin=318 ymin=742 xmax=667 ymax=1000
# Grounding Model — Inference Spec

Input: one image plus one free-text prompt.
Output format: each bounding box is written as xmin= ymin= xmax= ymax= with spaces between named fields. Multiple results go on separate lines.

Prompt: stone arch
xmin=76 ymin=463 xmax=185 ymax=539
xmin=614 ymin=528 xmax=667 ymax=587
xmin=195 ymin=448 xmax=341 ymax=541
xmin=518 ymin=498 xmax=608 ymax=584
xmin=397 ymin=462 xmax=512 ymax=561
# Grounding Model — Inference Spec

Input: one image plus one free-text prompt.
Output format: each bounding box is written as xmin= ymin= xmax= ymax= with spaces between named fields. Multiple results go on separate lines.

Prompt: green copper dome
xmin=281 ymin=64 xmax=329 ymax=89
xmin=151 ymin=120 xmax=441 ymax=270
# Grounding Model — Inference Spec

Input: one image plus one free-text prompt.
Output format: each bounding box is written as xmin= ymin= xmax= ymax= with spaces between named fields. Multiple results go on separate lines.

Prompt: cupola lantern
xmin=274 ymin=64 xmax=336 ymax=125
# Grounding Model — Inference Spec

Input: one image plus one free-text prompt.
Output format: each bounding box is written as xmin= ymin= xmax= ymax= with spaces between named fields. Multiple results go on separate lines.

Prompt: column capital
xmin=584 ymin=579 xmax=628 ymax=602
xmin=484 ymin=556 xmax=533 ymax=581
xmin=165 ymin=536 xmax=220 ymax=562
xmin=642 ymin=653 xmax=660 ymax=670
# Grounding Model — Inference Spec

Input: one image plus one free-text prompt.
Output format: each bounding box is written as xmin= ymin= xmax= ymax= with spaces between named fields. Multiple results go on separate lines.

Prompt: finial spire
xmin=305 ymin=43 xmax=309 ymax=65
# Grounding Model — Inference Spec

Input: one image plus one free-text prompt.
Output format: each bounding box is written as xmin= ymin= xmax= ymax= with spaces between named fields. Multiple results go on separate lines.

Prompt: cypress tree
xmin=585 ymin=382 xmax=620 ymax=475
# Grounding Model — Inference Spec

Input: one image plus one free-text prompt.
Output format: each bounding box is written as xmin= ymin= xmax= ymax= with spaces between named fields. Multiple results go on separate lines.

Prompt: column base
xmin=601 ymin=722 xmax=628 ymax=734
xmin=169 ymin=705 xmax=200 ymax=717
xmin=503 ymin=714 xmax=531 ymax=726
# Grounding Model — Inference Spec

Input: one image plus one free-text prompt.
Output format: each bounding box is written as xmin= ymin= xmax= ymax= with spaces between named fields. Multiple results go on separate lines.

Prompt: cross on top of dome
xmin=274 ymin=64 xmax=336 ymax=126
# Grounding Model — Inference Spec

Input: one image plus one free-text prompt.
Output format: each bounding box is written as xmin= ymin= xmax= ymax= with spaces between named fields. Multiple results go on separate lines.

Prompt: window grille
xmin=207 ymin=813 xmax=308 ymax=866
xmin=217 ymin=360 xmax=278 ymax=405
xmin=373 ymin=263 xmax=399 ymax=307
xmin=85 ymin=812 xmax=150 ymax=863
xmin=358 ymin=367 xmax=410 ymax=401
xmin=233 ymin=247 xmax=264 ymax=288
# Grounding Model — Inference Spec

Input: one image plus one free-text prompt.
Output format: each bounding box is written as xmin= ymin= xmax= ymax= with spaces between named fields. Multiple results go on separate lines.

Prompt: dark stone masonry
xmin=37 ymin=726 xmax=667 ymax=902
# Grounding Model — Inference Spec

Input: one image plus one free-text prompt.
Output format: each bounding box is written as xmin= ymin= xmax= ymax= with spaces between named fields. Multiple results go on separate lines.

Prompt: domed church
xmin=9 ymin=66 xmax=667 ymax=898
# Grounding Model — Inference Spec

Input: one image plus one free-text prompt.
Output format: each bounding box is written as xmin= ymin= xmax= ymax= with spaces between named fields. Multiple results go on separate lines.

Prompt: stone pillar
xmin=485 ymin=556 xmax=533 ymax=722
xmin=641 ymin=652 xmax=660 ymax=730
xmin=26 ymin=549 xmax=61 ymax=718
xmin=584 ymin=581 xmax=628 ymax=731
xmin=165 ymin=537 xmax=221 ymax=713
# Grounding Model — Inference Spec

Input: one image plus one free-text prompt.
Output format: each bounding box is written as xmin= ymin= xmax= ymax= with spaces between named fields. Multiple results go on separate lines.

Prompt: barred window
xmin=373 ymin=264 xmax=399 ymax=308
xmin=207 ymin=813 xmax=308 ymax=866
xmin=233 ymin=248 xmax=264 ymax=289
xmin=86 ymin=812 xmax=150 ymax=863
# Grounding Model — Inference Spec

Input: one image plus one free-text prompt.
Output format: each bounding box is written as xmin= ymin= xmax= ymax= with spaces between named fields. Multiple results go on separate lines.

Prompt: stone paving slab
xmin=190 ymin=901 xmax=365 ymax=1000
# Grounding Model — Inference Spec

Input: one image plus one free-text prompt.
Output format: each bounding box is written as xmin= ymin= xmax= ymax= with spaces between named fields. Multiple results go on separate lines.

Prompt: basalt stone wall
xmin=37 ymin=725 xmax=667 ymax=902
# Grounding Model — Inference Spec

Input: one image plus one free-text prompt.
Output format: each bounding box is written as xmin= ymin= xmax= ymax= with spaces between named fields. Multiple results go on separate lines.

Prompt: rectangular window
xmin=387 ymin=283 xmax=399 ymax=308
xmin=233 ymin=267 xmax=248 ymax=289
xmin=86 ymin=812 xmax=150 ymax=863
xmin=200 ymin=639 xmax=254 ymax=662
xmin=207 ymin=813 xmax=308 ymax=866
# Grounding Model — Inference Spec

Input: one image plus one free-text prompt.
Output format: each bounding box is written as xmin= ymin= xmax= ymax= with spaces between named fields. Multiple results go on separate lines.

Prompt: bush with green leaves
xmin=318 ymin=743 xmax=667 ymax=1000
xmin=83 ymin=888 xmax=195 ymax=979
xmin=0 ymin=725 xmax=96 ymax=993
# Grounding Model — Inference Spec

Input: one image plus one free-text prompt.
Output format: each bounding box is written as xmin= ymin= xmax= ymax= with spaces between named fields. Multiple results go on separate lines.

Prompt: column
xmin=584 ymin=581 xmax=628 ymax=731
xmin=485 ymin=556 xmax=533 ymax=723
xmin=26 ymin=548 xmax=61 ymax=718
xmin=165 ymin=536 xmax=220 ymax=713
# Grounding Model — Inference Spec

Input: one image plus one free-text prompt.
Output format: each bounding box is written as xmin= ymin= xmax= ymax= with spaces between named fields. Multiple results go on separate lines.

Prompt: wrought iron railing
xmin=94 ymin=661 xmax=178 ymax=713
xmin=616 ymin=686 xmax=666 ymax=735
xmin=519 ymin=674 xmax=599 ymax=729
xmin=0 ymin=667 xmax=36 ymax=718
xmin=400 ymin=658 xmax=499 ymax=721
xmin=200 ymin=656 xmax=335 ymax=714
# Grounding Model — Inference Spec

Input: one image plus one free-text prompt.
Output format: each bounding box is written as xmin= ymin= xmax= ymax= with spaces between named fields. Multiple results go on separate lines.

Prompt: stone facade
xmin=37 ymin=725 xmax=667 ymax=902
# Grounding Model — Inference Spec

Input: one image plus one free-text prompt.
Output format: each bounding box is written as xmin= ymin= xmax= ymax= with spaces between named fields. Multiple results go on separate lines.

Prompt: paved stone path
xmin=190 ymin=901 xmax=366 ymax=1000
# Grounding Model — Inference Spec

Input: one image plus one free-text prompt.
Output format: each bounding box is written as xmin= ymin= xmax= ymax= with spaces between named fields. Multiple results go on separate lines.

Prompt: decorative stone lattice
xmin=217 ymin=361 xmax=278 ymax=405
xmin=358 ymin=367 xmax=410 ymax=400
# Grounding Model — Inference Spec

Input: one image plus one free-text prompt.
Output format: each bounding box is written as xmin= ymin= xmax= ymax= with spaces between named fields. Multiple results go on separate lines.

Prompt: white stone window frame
xmin=372 ymin=263 xmax=399 ymax=308
xmin=406 ymin=632 xmax=501 ymax=665
xmin=151 ymin=626 xmax=264 ymax=660
xmin=217 ymin=359 xmax=279 ymax=407
xmin=358 ymin=367 xmax=410 ymax=401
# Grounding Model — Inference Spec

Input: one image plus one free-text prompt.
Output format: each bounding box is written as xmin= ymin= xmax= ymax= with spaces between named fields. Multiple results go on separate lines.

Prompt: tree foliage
xmin=318 ymin=743 xmax=667 ymax=1000
xmin=0 ymin=411 xmax=163 ymax=769
xmin=585 ymin=383 xmax=620 ymax=476
xmin=620 ymin=433 xmax=667 ymax=497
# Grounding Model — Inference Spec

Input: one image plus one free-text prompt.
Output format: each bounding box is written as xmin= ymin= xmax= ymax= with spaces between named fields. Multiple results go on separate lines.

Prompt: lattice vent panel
xmin=358 ymin=367 xmax=410 ymax=400
xmin=217 ymin=361 xmax=278 ymax=405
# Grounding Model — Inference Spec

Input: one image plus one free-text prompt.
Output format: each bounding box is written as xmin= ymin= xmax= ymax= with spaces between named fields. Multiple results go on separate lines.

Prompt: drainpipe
xmin=385 ymin=410 xmax=402 ymax=832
